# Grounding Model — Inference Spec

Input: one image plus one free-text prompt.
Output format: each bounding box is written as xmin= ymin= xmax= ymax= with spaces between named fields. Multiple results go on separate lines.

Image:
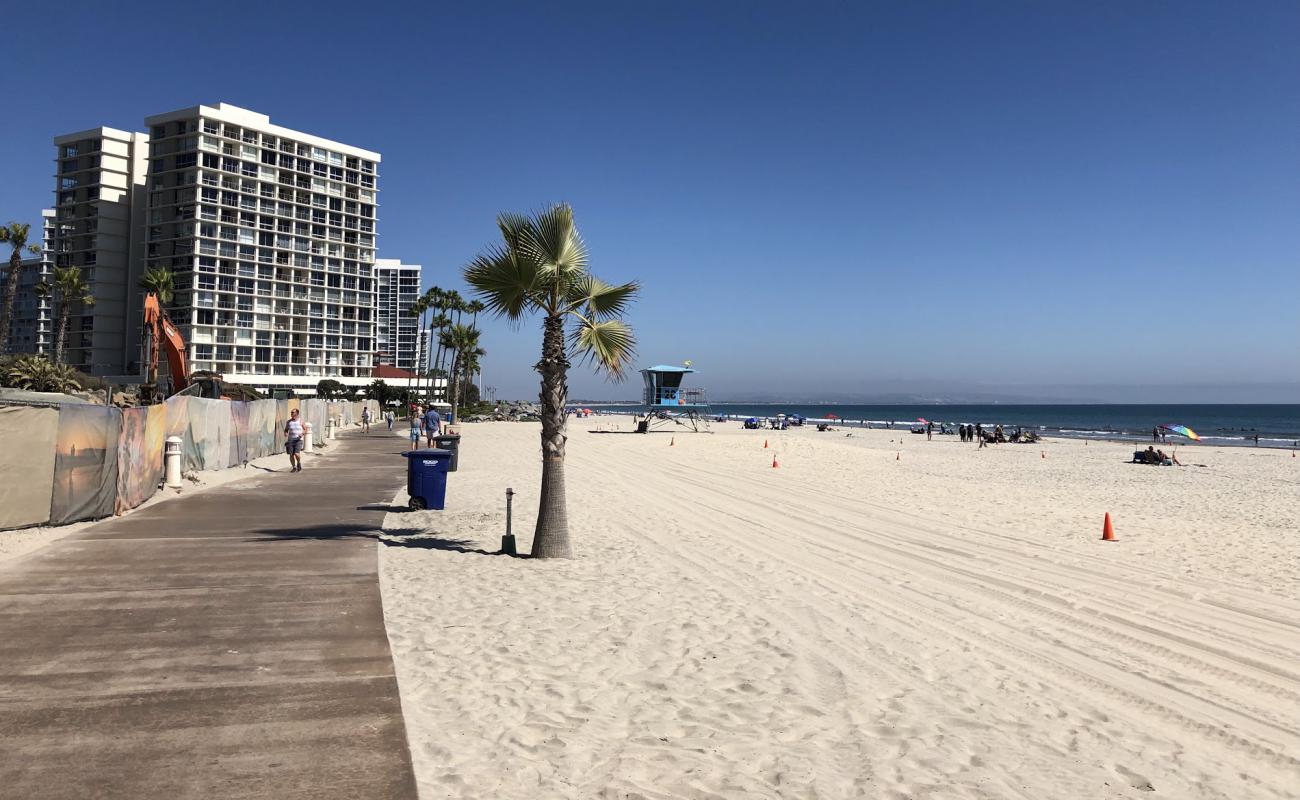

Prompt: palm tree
xmin=45 ymin=267 xmax=95 ymax=365
xmin=138 ymin=266 xmax=175 ymax=306
xmin=464 ymin=203 xmax=638 ymax=559
xmin=458 ymin=335 xmax=485 ymax=408
xmin=440 ymin=322 xmax=483 ymax=421
xmin=0 ymin=222 xmax=42 ymax=354
xmin=404 ymin=294 xmax=428 ymax=401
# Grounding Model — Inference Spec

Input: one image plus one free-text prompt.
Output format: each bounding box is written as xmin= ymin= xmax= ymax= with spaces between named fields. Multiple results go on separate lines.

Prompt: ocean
xmin=583 ymin=403 xmax=1300 ymax=448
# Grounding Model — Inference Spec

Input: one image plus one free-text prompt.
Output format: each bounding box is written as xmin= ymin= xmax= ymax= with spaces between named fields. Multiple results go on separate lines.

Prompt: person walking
xmin=408 ymin=407 xmax=424 ymax=451
xmin=1153 ymin=426 xmax=1160 ymax=442
xmin=926 ymin=421 xmax=933 ymax=441
xmin=361 ymin=406 xmax=371 ymax=434
xmin=284 ymin=408 xmax=306 ymax=472
xmin=424 ymin=405 xmax=442 ymax=447
xmin=385 ymin=409 xmax=394 ymax=431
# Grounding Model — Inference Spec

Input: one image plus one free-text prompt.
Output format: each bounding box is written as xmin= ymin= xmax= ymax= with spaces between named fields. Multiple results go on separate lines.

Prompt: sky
xmin=2 ymin=1 xmax=1297 ymax=402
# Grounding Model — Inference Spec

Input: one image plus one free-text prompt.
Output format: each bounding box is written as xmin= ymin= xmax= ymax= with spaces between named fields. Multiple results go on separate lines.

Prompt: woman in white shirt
xmin=285 ymin=409 xmax=306 ymax=472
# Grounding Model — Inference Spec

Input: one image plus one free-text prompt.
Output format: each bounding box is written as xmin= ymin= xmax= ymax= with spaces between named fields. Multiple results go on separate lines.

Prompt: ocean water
xmin=585 ymin=404 xmax=1300 ymax=448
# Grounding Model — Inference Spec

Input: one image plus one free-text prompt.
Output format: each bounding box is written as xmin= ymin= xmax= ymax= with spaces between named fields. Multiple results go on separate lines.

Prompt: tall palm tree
xmin=439 ymin=322 xmax=482 ymax=421
xmin=138 ymin=266 xmax=175 ymax=306
xmin=404 ymin=294 xmax=428 ymax=401
xmin=464 ymin=203 xmax=638 ymax=559
xmin=138 ymin=267 xmax=174 ymax=390
xmin=45 ymin=267 xmax=95 ymax=365
xmin=0 ymin=222 xmax=42 ymax=353
xmin=458 ymin=334 xmax=485 ymax=407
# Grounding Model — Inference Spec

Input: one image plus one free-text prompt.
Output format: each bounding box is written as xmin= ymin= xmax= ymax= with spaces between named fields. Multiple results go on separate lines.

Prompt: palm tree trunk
xmin=532 ymin=312 xmax=571 ymax=559
xmin=0 ymin=252 xmax=22 ymax=354
xmin=54 ymin=299 xmax=69 ymax=365
xmin=448 ymin=352 xmax=460 ymax=424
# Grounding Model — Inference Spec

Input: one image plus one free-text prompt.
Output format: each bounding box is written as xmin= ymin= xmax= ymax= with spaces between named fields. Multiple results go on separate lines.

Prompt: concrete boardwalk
xmin=0 ymin=431 xmax=418 ymax=800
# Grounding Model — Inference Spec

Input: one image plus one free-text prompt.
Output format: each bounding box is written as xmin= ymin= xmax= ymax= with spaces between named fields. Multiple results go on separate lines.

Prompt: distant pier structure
xmin=638 ymin=363 xmax=712 ymax=432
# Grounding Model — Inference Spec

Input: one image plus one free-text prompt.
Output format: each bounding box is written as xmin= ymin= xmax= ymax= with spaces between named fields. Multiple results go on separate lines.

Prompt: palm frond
xmin=496 ymin=212 xmax=536 ymax=255
xmin=569 ymin=317 xmax=637 ymax=380
xmin=565 ymin=275 xmax=640 ymax=321
xmin=524 ymin=203 xmax=588 ymax=283
xmin=464 ymin=244 xmax=539 ymax=320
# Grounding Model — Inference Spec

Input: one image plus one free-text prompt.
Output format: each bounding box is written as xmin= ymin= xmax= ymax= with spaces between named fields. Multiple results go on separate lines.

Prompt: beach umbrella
xmin=826 ymin=413 xmax=839 ymax=420
xmin=1160 ymin=423 xmax=1201 ymax=441
xmin=917 ymin=417 xmax=928 ymax=424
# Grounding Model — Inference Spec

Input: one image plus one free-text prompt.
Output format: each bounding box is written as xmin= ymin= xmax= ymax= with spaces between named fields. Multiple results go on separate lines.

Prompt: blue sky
xmin=3 ymin=1 xmax=1297 ymax=401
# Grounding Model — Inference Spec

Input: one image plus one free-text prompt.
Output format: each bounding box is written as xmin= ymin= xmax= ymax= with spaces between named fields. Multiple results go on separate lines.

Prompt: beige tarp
xmin=0 ymin=405 xmax=60 ymax=529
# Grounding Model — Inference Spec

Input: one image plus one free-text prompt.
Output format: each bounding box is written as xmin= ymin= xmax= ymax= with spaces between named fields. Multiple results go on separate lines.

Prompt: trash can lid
xmin=402 ymin=448 xmax=452 ymax=458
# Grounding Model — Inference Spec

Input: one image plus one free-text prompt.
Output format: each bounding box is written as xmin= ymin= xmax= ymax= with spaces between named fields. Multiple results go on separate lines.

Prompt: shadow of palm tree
xmin=246 ymin=523 xmax=516 ymax=556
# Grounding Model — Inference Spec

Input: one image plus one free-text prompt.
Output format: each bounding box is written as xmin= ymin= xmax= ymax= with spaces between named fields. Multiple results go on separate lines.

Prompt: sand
xmin=380 ymin=420 xmax=1300 ymax=799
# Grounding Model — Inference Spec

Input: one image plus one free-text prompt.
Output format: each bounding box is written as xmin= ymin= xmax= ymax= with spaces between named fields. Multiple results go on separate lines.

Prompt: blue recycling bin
xmin=402 ymin=448 xmax=452 ymax=510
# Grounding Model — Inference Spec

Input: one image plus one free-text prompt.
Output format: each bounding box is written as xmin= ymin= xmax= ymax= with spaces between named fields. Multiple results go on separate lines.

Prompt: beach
xmin=381 ymin=419 xmax=1300 ymax=799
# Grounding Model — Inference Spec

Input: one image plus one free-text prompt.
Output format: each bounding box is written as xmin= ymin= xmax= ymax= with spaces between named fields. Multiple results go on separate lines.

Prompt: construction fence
xmin=0 ymin=398 xmax=378 ymax=531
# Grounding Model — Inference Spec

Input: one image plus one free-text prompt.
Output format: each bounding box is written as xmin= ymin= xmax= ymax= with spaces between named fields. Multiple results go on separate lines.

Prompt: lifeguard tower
xmin=638 ymin=364 xmax=712 ymax=432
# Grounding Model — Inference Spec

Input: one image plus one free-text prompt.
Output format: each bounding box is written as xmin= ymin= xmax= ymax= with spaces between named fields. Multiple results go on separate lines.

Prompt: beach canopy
xmin=1160 ymin=423 xmax=1201 ymax=441
xmin=917 ymin=417 xmax=928 ymax=424
xmin=826 ymin=413 xmax=839 ymax=419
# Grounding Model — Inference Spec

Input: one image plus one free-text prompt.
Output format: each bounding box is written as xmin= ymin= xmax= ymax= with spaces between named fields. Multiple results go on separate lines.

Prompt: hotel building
xmin=49 ymin=129 xmax=149 ymax=373
xmin=139 ymin=103 xmax=381 ymax=393
xmin=374 ymin=258 xmax=422 ymax=371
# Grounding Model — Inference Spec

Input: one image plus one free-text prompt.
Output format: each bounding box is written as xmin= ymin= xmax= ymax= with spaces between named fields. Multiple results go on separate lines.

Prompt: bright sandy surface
xmin=380 ymin=420 xmax=1299 ymax=799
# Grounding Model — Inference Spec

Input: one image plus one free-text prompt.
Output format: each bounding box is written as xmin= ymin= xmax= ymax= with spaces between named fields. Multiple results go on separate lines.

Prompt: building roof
xmin=143 ymin=103 xmax=381 ymax=161
xmin=641 ymin=365 xmax=695 ymax=373
xmin=371 ymin=364 xmax=416 ymax=380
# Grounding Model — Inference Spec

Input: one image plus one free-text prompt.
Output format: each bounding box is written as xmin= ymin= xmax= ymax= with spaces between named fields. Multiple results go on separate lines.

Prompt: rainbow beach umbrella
xmin=1160 ymin=423 xmax=1201 ymax=441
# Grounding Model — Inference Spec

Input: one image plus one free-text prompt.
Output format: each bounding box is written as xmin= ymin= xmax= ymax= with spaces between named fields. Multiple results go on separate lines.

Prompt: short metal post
xmin=501 ymin=487 xmax=517 ymax=555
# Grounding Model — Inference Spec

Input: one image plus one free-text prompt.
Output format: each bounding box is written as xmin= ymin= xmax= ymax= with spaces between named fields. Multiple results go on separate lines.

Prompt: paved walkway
xmin=0 ymin=431 xmax=419 ymax=800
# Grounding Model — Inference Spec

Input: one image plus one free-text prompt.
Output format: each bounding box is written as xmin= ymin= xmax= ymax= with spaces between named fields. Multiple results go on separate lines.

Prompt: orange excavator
xmin=142 ymin=292 xmax=224 ymax=402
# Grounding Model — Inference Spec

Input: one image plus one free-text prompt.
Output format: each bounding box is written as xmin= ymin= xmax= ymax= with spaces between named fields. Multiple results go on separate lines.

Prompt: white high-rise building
xmin=140 ymin=103 xmax=380 ymax=393
xmin=49 ymin=129 xmax=149 ymax=374
xmin=374 ymin=258 xmax=421 ymax=371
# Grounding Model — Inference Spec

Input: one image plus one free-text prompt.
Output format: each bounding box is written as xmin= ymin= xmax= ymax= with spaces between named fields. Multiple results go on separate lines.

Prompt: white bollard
xmin=165 ymin=436 xmax=183 ymax=488
xmin=303 ymin=422 xmax=314 ymax=453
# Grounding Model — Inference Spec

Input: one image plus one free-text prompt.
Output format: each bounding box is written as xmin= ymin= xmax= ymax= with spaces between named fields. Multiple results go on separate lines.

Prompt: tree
xmin=40 ymin=267 xmax=95 ymax=365
xmin=440 ymin=323 xmax=483 ymax=421
xmin=365 ymin=378 xmax=394 ymax=406
xmin=6 ymin=355 xmax=80 ymax=393
xmin=315 ymin=378 xmax=345 ymax=398
xmin=0 ymin=222 xmax=42 ymax=353
xmin=405 ymin=293 xmax=430 ymax=401
xmin=138 ymin=267 xmax=175 ymax=306
xmin=464 ymin=203 xmax=638 ymax=559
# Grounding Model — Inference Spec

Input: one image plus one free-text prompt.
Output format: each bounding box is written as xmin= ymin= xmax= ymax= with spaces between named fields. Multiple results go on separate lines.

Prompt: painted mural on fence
xmin=50 ymin=404 xmax=121 ymax=525
xmin=115 ymin=405 xmax=166 ymax=513
xmin=2 ymin=396 xmax=381 ymax=531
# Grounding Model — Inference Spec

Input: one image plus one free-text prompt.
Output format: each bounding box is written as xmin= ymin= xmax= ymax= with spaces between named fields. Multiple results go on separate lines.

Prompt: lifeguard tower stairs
xmin=638 ymin=364 xmax=712 ymax=433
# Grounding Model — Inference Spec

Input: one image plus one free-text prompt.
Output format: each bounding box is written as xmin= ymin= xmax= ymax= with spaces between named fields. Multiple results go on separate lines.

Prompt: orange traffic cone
xmin=669 ymin=437 xmax=675 ymax=447
xmin=1101 ymin=513 xmax=1116 ymax=541
xmin=763 ymin=439 xmax=768 ymax=449
xmin=772 ymin=455 xmax=779 ymax=468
